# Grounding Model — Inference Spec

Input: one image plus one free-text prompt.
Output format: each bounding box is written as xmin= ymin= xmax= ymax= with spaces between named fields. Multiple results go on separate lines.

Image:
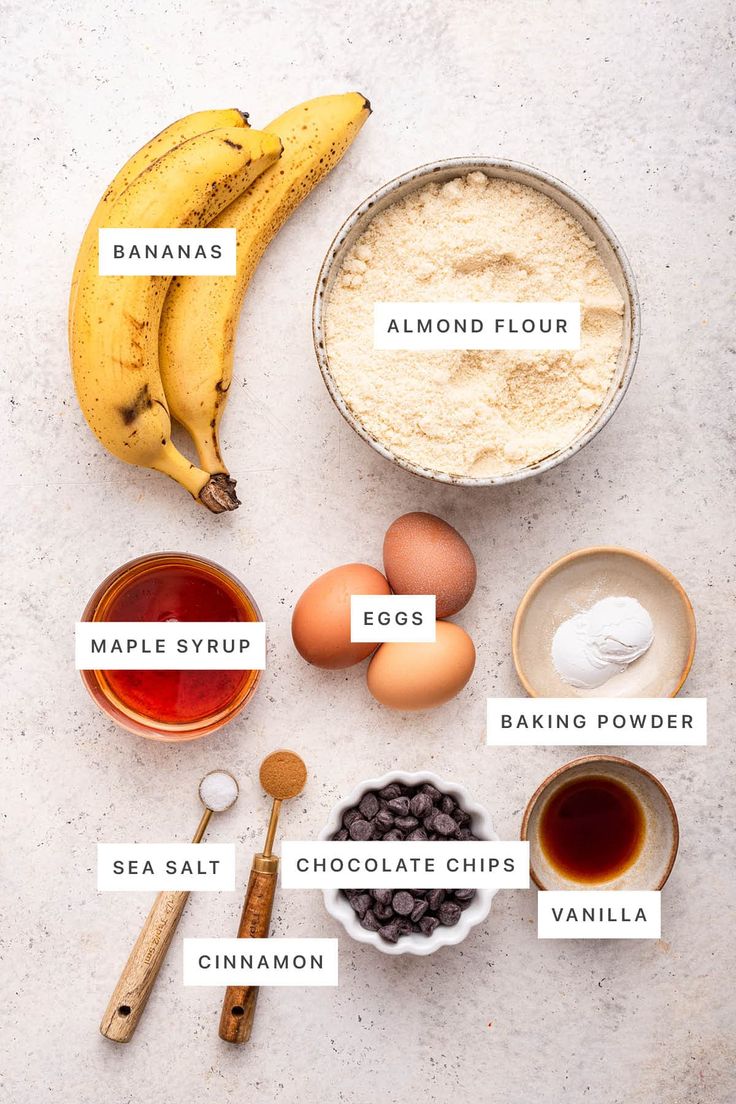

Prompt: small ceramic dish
xmin=521 ymin=755 xmax=679 ymax=890
xmin=313 ymin=157 xmax=640 ymax=486
xmin=512 ymin=547 xmax=696 ymax=697
xmin=319 ymin=770 xmax=498 ymax=956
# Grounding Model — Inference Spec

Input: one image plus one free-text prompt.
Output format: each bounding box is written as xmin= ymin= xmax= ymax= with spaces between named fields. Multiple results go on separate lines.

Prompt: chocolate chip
xmin=419 ymin=915 xmax=440 ymax=936
xmin=351 ymin=893 xmax=372 ymax=918
xmin=373 ymin=902 xmax=395 ymax=922
xmin=411 ymin=899 xmax=428 ymax=922
xmin=433 ymin=813 xmax=457 ymax=837
xmin=438 ymin=901 xmax=462 ymax=926
xmin=409 ymin=792 xmax=432 ymax=818
xmin=333 ymin=828 xmax=349 ymax=841
xmin=387 ymin=796 xmax=410 ymax=816
xmin=406 ymin=828 xmax=428 ymax=841
xmin=342 ymin=808 xmax=361 ymax=828
xmin=375 ymin=808 xmax=394 ymax=830
xmin=349 ymin=818 xmax=374 ymax=841
xmin=394 ymin=815 xmax=419 ymax=831
xmin=455 ymin=827 xmax=474 ymax=841
xmin=427 ymin=888 xmax=445 ymax=911
xmin=455 ymin=809 xmax=471 ymax=828
xmin=421 ymin=784 xmax=441 ymax=803
xmin=371 ymin=888 xmax=392 ymax=906
xmin=359 ymin=793 xmax=380 ymax=820
xmin=360 ymin=909 xmax=380 ymax=931
xmin=379 ymin=784 xmax=402 ymax=800
xmin=378 ymin=922 xmax=402 ymax=943
xmin=441 ymin=795 xmax=456 ymax=815
xmin=392 ymin=891 xmax=415 ymax=916
xmin=382 ymin=829 xmax=404 ymax=841
xmin=454 ymin=888 xmax=476 ymax=901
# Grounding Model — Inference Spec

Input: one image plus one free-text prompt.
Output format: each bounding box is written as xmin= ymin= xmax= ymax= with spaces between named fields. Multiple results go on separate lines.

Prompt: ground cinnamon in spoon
xmin=259 ymin=750 xmax=307 ymax=799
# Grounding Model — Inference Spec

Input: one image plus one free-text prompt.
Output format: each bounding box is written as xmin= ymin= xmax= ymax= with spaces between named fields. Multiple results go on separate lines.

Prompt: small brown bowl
xmin=521 ymin=755 xmax=679 ymax=891
xmin=512 ymin=547 xmax=696 ymax=698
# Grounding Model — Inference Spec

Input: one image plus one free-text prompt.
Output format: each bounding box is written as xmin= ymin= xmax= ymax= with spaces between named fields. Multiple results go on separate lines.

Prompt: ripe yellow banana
xmin=70 ymin=127 xmax=283 ymax=512
xmin=159 ymin=92 xmax=371 ymax=478
xmin=69 ymin=108 xmax=250 ymax=343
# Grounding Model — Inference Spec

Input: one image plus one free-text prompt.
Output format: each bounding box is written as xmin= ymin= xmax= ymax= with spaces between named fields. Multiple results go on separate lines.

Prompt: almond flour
xmin=324 ymin=172 xmax=624 ymax=477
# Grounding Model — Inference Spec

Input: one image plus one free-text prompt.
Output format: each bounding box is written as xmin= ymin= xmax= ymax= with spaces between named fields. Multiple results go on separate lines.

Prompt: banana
xmin=69 ymin=108 xmax=250 ymax=343
xmin=70 ymin=127 xmax=283 ymax=512
xmin=158 ymin=92 xmax=371 ymax=478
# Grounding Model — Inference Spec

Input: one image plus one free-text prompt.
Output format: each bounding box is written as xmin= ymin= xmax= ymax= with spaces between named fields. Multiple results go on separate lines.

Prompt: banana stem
xmin=152 ymin=441 xmax=239 ymax=513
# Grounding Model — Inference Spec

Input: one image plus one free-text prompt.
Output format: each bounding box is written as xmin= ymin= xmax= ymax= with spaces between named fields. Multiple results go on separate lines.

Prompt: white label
xmin=183 ymin=938 xmax=338 ymax=986
xmin=487 ymin=698 xmax=707 ymax=746
xmin=75 ymin=621 xmax=266 ymax=670
xmin=97 ymin=844 xmax=235 ymax=891
xmin=350 ymin=595 xmax=436 ymax=643
xmin=98 ymin=228 xmax=236 ymax=275
xmin=280 ymin=841 xmax=529 ymax=889
xmin=537 ymin=891 xmax=661 ymax=939
xmin=374 ymin=301 xmax=580 ymax=350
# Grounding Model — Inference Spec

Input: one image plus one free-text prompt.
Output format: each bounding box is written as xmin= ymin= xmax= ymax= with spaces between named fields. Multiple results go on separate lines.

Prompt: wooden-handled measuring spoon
xmin=219 ymin=749 xmax=307 ymax=1044
xmin=100 ymin=769 xmax=239 ymax=1043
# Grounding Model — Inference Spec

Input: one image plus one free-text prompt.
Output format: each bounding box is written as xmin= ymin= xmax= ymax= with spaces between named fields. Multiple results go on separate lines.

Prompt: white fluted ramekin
xmin=319 ymin=770 xmax=499 ymax=956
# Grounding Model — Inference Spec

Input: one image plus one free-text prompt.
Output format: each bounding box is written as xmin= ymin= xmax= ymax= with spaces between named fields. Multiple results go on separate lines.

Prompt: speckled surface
xmin=2 ymin=1 xmax=735 ymax=1101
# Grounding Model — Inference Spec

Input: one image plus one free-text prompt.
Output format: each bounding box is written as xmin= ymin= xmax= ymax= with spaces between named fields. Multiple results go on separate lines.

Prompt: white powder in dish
xmin=325 ymin=173 xmax=624 ymax=477
xmin=552 ymin=596 xmax=654 ymax=689
xmin=199 ymin=770 xmax=239 ymax=812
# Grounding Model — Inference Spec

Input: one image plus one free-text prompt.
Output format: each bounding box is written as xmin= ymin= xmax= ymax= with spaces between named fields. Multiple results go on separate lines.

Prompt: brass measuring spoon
xmin=219 ymin=749 xmax=307 ymax=1044
xmin=100 ymin=770 xmax=239 ymax=1043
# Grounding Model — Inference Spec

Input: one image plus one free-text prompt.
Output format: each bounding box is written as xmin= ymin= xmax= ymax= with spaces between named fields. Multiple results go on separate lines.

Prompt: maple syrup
xmin=539 ymin=775 xmax=645 ymax=883
xmin=81 ymin=553 xmax=261 ymax=740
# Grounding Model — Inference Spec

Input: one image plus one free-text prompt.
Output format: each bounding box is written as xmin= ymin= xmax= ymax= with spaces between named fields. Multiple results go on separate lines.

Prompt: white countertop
xmin=3 ymin=1 xmax=734 ymax=1101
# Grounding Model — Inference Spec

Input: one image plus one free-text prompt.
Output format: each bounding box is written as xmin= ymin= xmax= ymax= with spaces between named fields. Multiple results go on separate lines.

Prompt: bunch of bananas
xmin=69 ymin=94 xmax=371 ymax=512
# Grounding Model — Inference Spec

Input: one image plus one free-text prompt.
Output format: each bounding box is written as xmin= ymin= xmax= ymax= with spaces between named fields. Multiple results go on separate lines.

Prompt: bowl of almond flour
xmin=313 ymin=158 xmax=640 ymax=484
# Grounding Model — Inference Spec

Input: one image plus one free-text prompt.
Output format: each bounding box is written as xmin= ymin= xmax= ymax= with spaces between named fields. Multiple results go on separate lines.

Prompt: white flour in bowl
xmin=324 ymin=173 xmax=624 ymax=478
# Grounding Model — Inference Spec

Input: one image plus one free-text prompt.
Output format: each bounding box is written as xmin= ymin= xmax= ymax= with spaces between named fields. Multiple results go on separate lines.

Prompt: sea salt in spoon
xmin=219 ymin=750 xmax=307 ymax=1044
xmin=100 ymin=770 xmax=239 ymax=1043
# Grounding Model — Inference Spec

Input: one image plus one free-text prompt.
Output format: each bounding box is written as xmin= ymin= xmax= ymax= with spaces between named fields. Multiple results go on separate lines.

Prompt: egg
xmin=366 ymin=621 xmax=476 ymax=710
xmin=383 ymin=512 xmax=477 ymax=618
xmin=292 ymin=563 xmax=390 ymax=669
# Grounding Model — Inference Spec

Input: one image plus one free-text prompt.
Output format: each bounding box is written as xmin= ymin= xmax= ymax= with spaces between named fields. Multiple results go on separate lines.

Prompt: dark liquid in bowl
xmin=96 ymin=560 xmax=257 ymax=726
xmin=539 ymin=775 xmax=645 ymax=883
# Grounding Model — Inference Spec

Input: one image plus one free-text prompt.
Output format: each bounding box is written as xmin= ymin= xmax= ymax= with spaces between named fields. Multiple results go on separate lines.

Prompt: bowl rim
xmin=519 ymin=753 xmax=680 ymax=890
xmin=318 ymin=769 xmax=499 ymax=956
xmin=312 ymin=155 xmax=641 ymax=487
xmin=511 ymin=545 xmax=697 ymax=698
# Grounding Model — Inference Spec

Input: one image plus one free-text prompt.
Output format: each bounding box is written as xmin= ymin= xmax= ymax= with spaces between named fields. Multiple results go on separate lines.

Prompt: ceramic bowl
xmin=319 ymin=770 xmax=498 ymax=956
xmin=512 ymin=546 xmax=696 ymax=697
xmin=521 ymin=755 xmax=679 ymax=890
xmin=313 ymin=157 xmax=640 ymax=486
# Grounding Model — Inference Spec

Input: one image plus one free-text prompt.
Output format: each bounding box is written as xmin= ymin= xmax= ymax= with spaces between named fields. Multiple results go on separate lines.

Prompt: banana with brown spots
xmin=69 ymin=127 xmax=282 ymax=512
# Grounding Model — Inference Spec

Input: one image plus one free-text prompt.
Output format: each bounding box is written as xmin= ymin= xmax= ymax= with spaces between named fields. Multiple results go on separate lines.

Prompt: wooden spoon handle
xmin=219 ymin=859 xmax=278 ymax=1044
xmin=100 ymin=889 xmax=190 ymax=1043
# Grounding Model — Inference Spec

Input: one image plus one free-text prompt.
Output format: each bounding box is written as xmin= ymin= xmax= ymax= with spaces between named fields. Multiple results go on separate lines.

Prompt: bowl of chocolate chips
xmin=320 ymin=770 xmax=498 ymax=955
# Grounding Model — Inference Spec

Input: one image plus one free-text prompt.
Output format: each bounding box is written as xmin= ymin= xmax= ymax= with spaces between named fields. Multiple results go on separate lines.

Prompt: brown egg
xmin=366 ymin=621 xmax=476 ymax=711
xmin=292 ymin=563 xmax=390 ymax=669
xmin=383 ymin=512 xmax=477 ymax=618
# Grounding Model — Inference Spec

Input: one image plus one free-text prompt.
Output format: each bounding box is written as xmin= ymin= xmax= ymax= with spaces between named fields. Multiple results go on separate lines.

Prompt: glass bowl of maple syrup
xmin=80 ymin=553 xmax=262 ymax=741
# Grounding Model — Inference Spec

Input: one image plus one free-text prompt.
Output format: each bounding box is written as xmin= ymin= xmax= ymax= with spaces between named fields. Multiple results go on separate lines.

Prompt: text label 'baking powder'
xmin=486 ymin=698 xmax=707 ymax=746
